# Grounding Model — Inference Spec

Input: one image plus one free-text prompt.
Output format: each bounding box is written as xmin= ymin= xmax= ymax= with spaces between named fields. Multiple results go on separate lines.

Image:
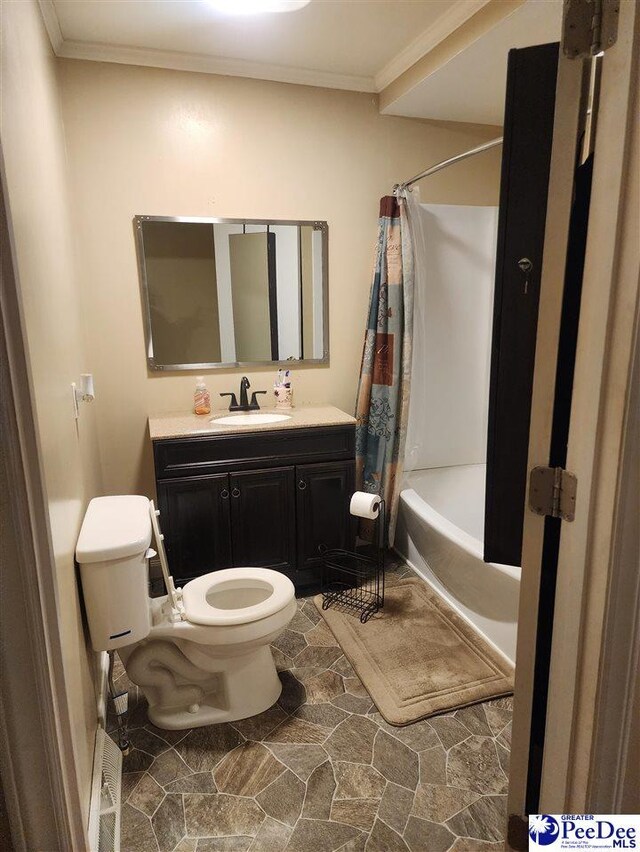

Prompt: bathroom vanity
xmin=149 ymin=406 xmax=356 ymax=588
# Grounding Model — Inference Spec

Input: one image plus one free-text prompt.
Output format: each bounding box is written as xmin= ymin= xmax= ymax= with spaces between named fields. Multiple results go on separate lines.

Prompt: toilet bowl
xmin=76 ymin=495 xmax=296 ymax=729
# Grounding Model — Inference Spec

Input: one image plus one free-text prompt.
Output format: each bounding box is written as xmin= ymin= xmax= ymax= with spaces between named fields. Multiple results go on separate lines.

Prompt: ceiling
xmin=42 ymin=0 xmax=489 ymax=93
xmin=383 ymin=0 xmax=563 ymax=125
xmin=41 ymin=0 xmax=563 ymax=124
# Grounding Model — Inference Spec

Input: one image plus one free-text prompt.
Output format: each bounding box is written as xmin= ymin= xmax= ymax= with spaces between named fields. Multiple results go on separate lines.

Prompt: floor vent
xmin=88 ymin=727 xmax=123 ymax=852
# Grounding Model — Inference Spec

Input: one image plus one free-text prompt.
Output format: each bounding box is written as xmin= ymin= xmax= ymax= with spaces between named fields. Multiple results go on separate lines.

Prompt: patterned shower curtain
xmin=355 ymin=194 xmax=414 ymax=544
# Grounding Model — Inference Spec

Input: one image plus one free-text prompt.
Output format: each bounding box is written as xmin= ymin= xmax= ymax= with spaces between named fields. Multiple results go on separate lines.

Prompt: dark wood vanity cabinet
xmin=153 ymin=425 xmax=355 ymax=587
xmin=156 ymin=474 xmax=232 ymax=578
xmin=296 ymin=461 xmax=355 ymax=575
xmin=229 ymin=466 xmax=296 ymax=574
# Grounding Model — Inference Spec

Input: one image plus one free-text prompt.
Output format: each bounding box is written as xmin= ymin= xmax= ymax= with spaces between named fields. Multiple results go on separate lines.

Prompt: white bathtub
xmin=394 ymin=463 xmax=520 ymax=663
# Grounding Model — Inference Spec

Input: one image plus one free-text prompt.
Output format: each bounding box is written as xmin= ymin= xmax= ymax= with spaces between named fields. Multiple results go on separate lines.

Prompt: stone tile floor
xmin=112 ymin=560 xmax=512 ymax=851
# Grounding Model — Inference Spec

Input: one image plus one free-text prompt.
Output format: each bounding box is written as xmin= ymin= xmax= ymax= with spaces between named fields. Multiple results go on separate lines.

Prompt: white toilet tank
xmin=76 ymin=495 xmax=153 ymax=651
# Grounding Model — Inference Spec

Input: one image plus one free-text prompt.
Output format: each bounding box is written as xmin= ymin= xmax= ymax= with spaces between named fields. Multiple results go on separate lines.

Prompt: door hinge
xmin=529 ymin=466 xmax=578 ymax=521
xmin=562 ymin=0 xmax=619 ymax=58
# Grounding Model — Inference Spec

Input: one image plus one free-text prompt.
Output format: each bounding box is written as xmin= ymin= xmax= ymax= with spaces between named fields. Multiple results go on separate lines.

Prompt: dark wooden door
xmin=229 ymin=466 xmax=296 ymax=573
xmin=156 ymin=474 xmax=232 ymax=584
xmin=296 ymin=460 xmax=355 ymax=577
xmin=484 ymin=42 xmax=559 ymax=567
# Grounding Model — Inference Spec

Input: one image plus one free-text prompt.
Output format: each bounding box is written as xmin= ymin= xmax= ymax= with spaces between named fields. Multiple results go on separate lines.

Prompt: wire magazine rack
xmin=320 ymin=498 xmax=385 ymax=623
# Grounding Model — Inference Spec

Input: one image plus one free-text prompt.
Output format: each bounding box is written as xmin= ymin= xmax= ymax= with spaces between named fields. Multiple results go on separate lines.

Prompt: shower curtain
xmin=355 ymin=193 xmax=414 ymax=543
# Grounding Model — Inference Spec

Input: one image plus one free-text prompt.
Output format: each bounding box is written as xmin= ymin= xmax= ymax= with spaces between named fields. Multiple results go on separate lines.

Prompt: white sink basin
xmin=212 ymin=413 xmax=292 ymax=426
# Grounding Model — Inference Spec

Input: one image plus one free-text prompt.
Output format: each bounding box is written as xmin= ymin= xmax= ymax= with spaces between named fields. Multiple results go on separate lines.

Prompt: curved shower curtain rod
xmin=394 ymin=136 xmax=503 ymax=195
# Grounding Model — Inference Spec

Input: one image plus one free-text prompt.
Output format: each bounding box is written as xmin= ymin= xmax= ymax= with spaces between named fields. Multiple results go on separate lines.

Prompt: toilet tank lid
xmin=76 ymin=496 xmax=152 ymax=563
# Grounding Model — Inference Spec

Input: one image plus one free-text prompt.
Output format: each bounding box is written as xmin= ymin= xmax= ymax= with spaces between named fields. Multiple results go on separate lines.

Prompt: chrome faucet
xmin=220 ymin=376 xmax=267 ymax=412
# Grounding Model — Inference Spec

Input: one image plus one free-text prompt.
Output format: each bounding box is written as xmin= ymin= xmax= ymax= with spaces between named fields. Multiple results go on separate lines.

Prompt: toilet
xmin=76 ymin=495 xmax=296 ymax=729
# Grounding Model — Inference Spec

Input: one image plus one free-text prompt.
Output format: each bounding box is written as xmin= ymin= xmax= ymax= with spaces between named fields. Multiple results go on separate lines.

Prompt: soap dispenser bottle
xmin=194 ymin=376 xmax=211 ymax=416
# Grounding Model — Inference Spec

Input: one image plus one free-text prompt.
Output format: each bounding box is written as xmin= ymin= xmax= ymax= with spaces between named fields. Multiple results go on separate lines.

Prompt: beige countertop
xmin=148 ymin=405 xmax=356 ymax=440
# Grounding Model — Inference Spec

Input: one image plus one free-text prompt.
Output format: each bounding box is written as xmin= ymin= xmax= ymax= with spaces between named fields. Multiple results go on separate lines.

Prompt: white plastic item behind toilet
xmin=149 ymin=500 xmax=185 ymax=622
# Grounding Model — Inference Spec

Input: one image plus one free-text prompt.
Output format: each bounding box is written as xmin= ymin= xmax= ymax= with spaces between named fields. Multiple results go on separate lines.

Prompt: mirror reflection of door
xmin=300 ymin=224 xmax=325 ymax=360
xmin=228 ymin=230 xmax=278 ymax=361
xmin=301 ymin=226 xmax=313 ymax=359
xmin=142 ymin=221 xmax=222 ymax=365
xmin=271 ymin=224 xmax=302 ymax=361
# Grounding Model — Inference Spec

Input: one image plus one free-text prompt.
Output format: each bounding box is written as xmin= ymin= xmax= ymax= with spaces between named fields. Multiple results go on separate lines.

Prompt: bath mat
xmin=315 ymin=579 xmax=513 ymax=726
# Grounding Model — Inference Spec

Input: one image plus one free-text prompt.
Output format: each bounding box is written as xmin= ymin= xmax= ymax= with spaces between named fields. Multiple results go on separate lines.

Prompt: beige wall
xmin=59 ymin=59 xmax=501 ymax=498
xmin=1 ymin=0 xmax=103 ymax=824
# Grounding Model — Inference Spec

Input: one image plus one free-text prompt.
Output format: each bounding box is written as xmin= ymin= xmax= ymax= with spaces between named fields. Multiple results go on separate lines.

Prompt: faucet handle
xmin=250 ymin=391 xmax=267 ymax=409
xmin=220 ymin=392 xmax=238 ymax=410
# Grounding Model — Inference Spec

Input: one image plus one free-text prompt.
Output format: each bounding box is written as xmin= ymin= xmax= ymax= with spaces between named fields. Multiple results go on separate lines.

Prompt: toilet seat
xmin=182 ymin=567 xmax=294 ymax=627
xmin=148 ymin=501 xmax=295 ymax=629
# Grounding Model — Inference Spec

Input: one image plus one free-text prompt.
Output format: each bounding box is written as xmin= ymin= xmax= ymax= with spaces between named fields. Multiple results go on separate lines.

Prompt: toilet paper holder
xmin=320 ymin=496 xmax=385 ymax=624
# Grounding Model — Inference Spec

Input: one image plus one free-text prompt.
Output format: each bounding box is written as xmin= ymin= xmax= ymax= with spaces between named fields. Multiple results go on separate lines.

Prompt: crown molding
xmin=374 ymin=0 xmax=491 ymax=92
xmin=38 ymin=0 xmax=63 ymax=53
xmin=54 ymin=40 xmax=376 ymax=93
xmin=38 ymin=0 xmax=490 ymax=96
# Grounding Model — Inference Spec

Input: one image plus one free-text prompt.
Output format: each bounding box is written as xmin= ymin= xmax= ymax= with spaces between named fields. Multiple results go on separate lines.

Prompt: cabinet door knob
xmin=298 ymin=479 xmax=307 ymax=490
xmin=220 ymin=489 xmax=229 ymax=500
xmin=231 ymin=487 xmax=241 ymax=498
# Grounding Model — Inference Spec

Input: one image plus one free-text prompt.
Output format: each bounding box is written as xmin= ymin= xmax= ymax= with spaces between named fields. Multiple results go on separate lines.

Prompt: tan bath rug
xmin=315 ymin=579 xmax=513 ymax=726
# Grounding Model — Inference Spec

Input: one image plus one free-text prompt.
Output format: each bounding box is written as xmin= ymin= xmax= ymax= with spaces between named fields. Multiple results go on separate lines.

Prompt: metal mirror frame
xmin=134 ymin=215 xmax=329 ymax=371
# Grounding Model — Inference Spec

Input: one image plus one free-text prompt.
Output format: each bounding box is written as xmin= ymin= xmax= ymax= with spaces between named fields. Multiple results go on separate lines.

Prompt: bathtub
xmin=394 ymin=463 xmax=520 ymax=663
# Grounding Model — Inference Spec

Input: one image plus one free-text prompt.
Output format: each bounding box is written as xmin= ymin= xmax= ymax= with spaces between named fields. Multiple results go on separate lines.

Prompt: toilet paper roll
xmin=349 ymin=491 xmax=382 ymax=519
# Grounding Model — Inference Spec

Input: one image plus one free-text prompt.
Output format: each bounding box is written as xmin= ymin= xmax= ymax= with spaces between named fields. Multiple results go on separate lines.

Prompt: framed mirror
xmin=134 ymin=216 xmax=329 ymax=370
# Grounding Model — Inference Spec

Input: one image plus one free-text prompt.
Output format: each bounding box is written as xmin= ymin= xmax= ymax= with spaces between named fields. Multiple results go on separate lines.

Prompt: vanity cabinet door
xmin=229 ymin=466 xmax=296 ymax=574
xmin=296 ymin=460 xmax=355 ymax=577
xmin=156 ymin=474 xmax=232 ymax=584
